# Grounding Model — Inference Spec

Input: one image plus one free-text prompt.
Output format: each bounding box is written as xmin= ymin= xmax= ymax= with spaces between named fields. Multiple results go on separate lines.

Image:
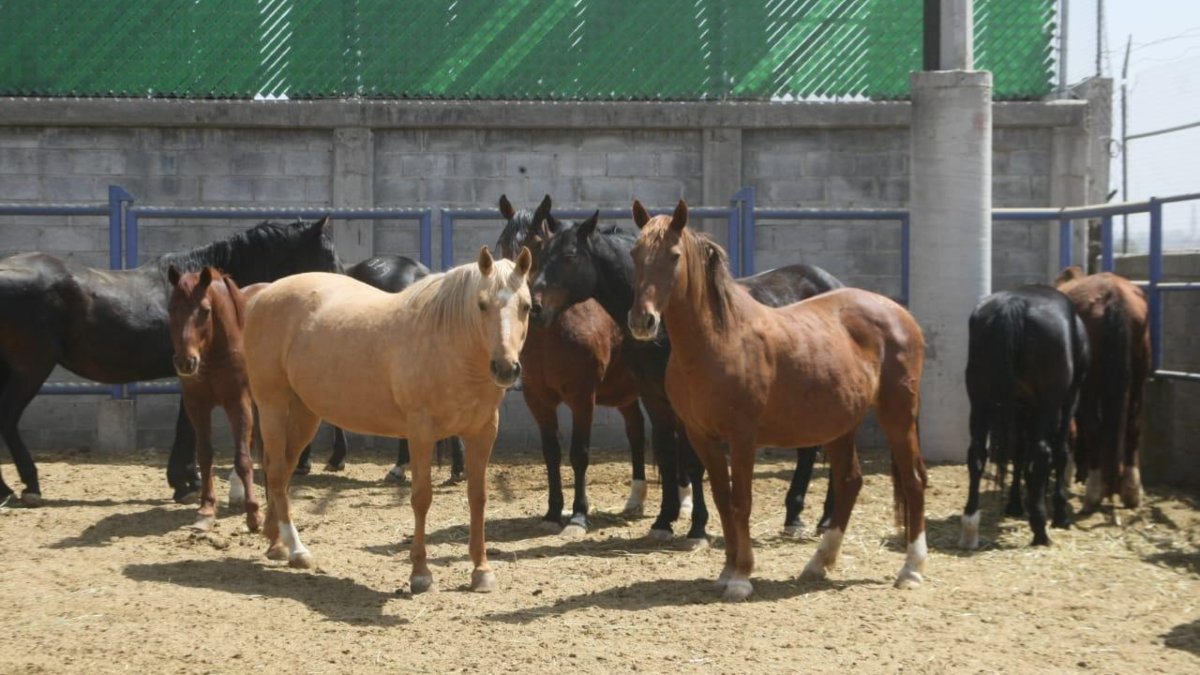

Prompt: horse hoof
xmin=324 ymin=462 xmax=346 ymax=473
xmin=1051 ymin=517 xmax=1072 ymax=530
xmin=266 ymin=543 xmax=289 ymax=561
xmin=289 ymin=552 xmax=316 ymax=569
xmin=783 ymin=522 xmax=805 ymax=538
xmin=646 ymin=527 xmax=674 ymax=542
xmin=20 ymin=492 xmax=43 ymax=508
xmin=1031 ymin=534 xmax=1051 ymax=547
xmin=683 ymin=536 xmax=709 ymax=551
xmin=246 ymin=512 xmax=264 ymax=534
xmin=189 ymin=515 xmax=216 ymax=532
xmin=470 ymin=569 xmax=498 ymax=593
xmin=384 ymin=467 xmax=408 ymax=485
xmin=894 ymin=566 xmax=924 ymax=590
xmin=410 ymin=575 xmax=434 ymax=594
xmin=621 ymin=504 xmax=645 ymax=518
xmin=721 ymin=579 xmax=754 ymax=602
xmin=174 ymin=490 xmax=200 ymax=506
xmin=800 ymin=560 xmax=828 ymax=582
xmin=293 ymin=463 xmax=311 ymax=477
xmin=560 ymin=522 xmax=587 ymax=538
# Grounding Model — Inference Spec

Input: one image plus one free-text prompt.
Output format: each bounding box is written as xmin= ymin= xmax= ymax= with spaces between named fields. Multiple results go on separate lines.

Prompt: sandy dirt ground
xmin=1 ymin=445 xmax=1197 ymax=674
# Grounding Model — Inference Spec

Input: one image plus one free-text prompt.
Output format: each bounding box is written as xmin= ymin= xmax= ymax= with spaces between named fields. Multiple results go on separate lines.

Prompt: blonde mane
xmin=394 ymin=257 xmax=524 ymax=332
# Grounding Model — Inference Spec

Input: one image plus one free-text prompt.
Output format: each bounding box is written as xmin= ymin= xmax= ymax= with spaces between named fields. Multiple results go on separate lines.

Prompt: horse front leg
xmin=689 ymin=433 xmax=735 ymax=595
xmin=229 ymin=396 xmax=262 ymax=533
xmin=168 ymin=402 xmax=201 ymax=504
xmin=784 ymin=447 xmax=818 ymax=536
xmin=185 ymin=399 xmax=217 ymax=532
xmin=325 ymin=426 xmax=348 ymax=472
xmin=563 ymin=397 xmax=595 ymax=537
xmin=407 ymin=435 xmax=436 ymax=593
xmin=802 ymin=432 xmax=862 ymax=584
xmin=617 ymin=401 xmax=647 ymax=517
xmin=680 ymin=432 xmax=710 ymax=546
xmin=463 ymin=419 xmax=499 ymax=592
xmin=641 ymin=395 xmax=680 ymax=539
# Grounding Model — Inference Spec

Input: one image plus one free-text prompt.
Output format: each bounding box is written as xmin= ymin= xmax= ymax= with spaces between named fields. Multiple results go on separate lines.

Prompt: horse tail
xmin=1097 ymin=304 xmax=1132 ymax=498
xmin=989 ymin=298 xmax=1025 ymax=491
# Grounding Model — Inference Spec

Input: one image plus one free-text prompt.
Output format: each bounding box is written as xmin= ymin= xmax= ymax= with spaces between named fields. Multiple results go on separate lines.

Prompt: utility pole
xmin=1096 ymin=0 xmax=1104 ymax=76
xmin=1122 ymin=34 xmax=1131 ymax=253
xmin=1059 ymin=0 xmax=1069 ymax=96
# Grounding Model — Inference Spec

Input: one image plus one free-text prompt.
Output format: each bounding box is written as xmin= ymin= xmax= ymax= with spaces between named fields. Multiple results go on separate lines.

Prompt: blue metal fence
xmin=3 ymin=185 xmax=1197 ymax=402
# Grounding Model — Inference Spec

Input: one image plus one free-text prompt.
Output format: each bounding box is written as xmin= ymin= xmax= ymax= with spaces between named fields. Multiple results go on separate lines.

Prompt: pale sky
xmin=1063 ymin=0 xmax=1200 ymax=251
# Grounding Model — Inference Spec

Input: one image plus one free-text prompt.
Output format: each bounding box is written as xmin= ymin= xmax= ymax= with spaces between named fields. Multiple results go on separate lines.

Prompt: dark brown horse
xmin=628 ymin=200 xmax=928 ymax=601
xmin=496 ymin=195 xmax=646 ymax=534
xmin=167 ymin=266 xmax=265 ymax=533
xmin=1054 ymin=267 xmax=1150 ymax=510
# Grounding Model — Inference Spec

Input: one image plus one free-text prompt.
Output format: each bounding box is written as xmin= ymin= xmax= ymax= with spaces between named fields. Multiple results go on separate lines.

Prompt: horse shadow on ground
xmin=484 ymin=575 xmax=876 ymax=624
xmin=923 ymin=510 xmax=1035 ymax=557
xmin=1163 ymin=618 xmax=1200 ymax=656
xmin=47 ymin=506 xmax=194 ymax=549
xmin=123 ymin=557 xmax=406 ymax=626
xmin=416 ymin=512 xmax=647 ymax=547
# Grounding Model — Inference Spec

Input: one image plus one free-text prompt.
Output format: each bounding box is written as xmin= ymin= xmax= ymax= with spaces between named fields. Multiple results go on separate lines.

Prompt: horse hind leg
xmin=784 ymin=447 xmax=818 ymax=537
xmin=1121 ymin=351 xmax=1148 ymax=508
xmin=562 ymin=397 xmax=596 ymax=537
xmin=0 ymin=356 xmax=56 ymax=506
xmin=261 ymin=396 xmax=321 ymax=568
xmin=801 ymin=432 xmax=861 ymax=583
xmin=960 ymin=404 xmax=989 ymax=550
xmin=617 ymin=401 xmax=648 ymax=517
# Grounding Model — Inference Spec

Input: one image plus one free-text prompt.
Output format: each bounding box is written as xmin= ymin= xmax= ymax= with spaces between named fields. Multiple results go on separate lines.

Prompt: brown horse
xmin=167 ymin=266 xmax=267 ymax=533
xmin=628 ymin=200 xmax=928 ymax=601
xmin=244 ymin=247 xmax=532 ymax=593
xmin=1054 ymin=266 xmax=1150 ymax=510
xmin=497 ymin=195 xmax=647 ymax=534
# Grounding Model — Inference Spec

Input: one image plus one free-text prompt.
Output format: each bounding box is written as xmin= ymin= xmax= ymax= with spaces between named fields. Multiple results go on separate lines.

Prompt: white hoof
xmin=683 ymin=536 xmax=709 ymax=551
xmin=783 ymin=521 xmax=805 ymax=538
xmin=227 ymin=469 xmax=246 ymax=506
xmin=1121 ymin=467 xmax=1143 ymax=508
xmin=622 ymin=479 xmax=648 ymax=516
xmin=1083 ymin=469 xmax=1103 ymax=510
xmin=288 ymin=552 xmax=316 ymax=569
xmin=189 ymin=514 xmax=216 ymax=532
xmin=713 ymin=565 xmax=734 ymax=590
xmin=410 ymin=574 xmax=434 ymax=594
xmin=722 ymin=578 xmax=754 ymax=602
xmin=800 ymin=556 xmax=828 ymax=581
xmin=646 ymin=527 xmax=674 ymax=542
xmin=678 ymin=485 xmax=694 ymax=519
xmin=470 ymin=569 xmax=498 ymax=593
xmin=561 ymin=515 xmax=587 ymax=538
xmin=894 ymin=565 xmax=924 ymax=589
xmin=385 ymin=465 xmax=408 ymax=485
xmin=959 ymin=511 xmax=981 ymax=550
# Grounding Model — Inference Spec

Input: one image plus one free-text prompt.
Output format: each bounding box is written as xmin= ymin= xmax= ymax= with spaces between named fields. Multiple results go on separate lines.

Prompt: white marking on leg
xmin=678 ymin=484 xmax=693 ymax=519
xmin=894 ymin=531 xmax=927 ymax=589
xmin=1121 ymin=467 xmax=1143 ymax=507
xmin=1084 ymin=469 xmax=1102 ymax=508
xmin=958 ymin=511 xmax=981 ymax=550
xmin=227 ymin=468 xmax=246 ymax=506
xmin=279 ymin=521 xmax=310 ymax=558
xmin=567 ymin=513 xmax=587 ymax=529
xmin=623 ymin=479 xmax=647 ymax=515
xmin=801 ymin=527 xmax=843 ymax=580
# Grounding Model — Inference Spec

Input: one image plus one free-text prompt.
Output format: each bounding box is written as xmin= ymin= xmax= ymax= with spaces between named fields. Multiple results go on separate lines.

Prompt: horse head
xmin=629 ymin=199 xmax=690 ymax=341
xmin=474 ymin=246 xmax=534 ymax=388
xmin=496 ymin=194 xmax=560 ymax=265
xmin=527 ymin=209 xmax=602 ymax=327
xmin=167 ymin=265 xmax=221 ymax=378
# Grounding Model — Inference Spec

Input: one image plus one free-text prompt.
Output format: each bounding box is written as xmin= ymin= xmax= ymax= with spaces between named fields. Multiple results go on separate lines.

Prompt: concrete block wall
xmin=0 ymin=93 xmax=1109 ymax=453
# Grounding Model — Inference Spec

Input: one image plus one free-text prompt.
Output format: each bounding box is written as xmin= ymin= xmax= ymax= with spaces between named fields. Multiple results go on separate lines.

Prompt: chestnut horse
xmin=629 ymin=201 xmax=928 ymax=601
xmin=167 ymin=266 xmax=267 ymax=533
xmin=496 ymin=195 xmax=647 ymax=534
xmin=245 ymin=247 xmax=532 ymax=593
xmin=1054 ymin=267 xmax=1150 ymax=510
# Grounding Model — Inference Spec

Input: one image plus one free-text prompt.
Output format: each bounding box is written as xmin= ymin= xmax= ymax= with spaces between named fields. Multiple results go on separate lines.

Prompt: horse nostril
xmin=512 ymin=362 xmax=521 ymax=379
xmin=530 ymin=302 xmax=542 ymax=318
xmin=490 ymin=360 xmax=500 ymax=377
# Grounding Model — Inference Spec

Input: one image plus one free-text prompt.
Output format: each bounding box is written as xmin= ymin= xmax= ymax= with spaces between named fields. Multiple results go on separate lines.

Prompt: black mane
xmin=156 ymin=219 xmax=339 ymax=284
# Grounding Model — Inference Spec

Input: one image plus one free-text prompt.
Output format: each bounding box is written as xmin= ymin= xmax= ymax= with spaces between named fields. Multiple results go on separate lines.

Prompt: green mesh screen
xmin=0 ymin=0 xmax=1055 ymax=100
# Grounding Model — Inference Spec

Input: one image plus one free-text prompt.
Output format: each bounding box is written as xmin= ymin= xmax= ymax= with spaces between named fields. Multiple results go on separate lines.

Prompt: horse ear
xmin=199 ymin=267 xmax=215 ymax=289
xmin=167 ymin=265 xmax=181 ymax=287
xmin=577 ymin=211 xmax=600 ymax=239
xmin=669 ymin=200 xmax=688 ymax=233
xmin=313 ymin=215 xmax=331 ymax=234
xmin=515 ymin=246 xmax=533 ymax=278
xmin=1054 ymin=265 xmax=1084 ymax=287
xmin=499 ymin=194 xmax=516 ymax=220
xmin=632 ymin=200 xmax=651 ymax=229
xmin=477 ymin=246 xmax=495 ymax=277
xmin=532 ymin=194 xmax=554 ymax=240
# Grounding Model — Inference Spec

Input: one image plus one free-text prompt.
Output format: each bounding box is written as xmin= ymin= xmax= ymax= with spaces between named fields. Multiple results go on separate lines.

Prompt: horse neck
xmin=661 ymin=244 xmax=747 ymax=359
xmin=590 ymin=236 xmax=637 ymax=328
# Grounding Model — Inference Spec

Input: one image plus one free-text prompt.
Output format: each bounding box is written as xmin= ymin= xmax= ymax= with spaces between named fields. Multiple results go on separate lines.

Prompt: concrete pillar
xmin=938 ymin=0 xmax=974 ymax=69
xmin=332 ymin=127 xmax=374 ymax=265
xmin=909 ymin=70 xmax=993 ymax=462
xmin=97 ymin=399 xmax=137 ymax=452
xmin=702 ymin=128 xmax=742 ymax=244
xmin=1050 ymin=120 xmax=1090 ymax=275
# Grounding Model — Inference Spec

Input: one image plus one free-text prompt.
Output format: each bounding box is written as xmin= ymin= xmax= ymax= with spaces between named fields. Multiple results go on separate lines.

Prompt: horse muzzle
xmin=173 ymin=354 xmax=200 ymax=377
xmin=628 ymin=309 xmax=661 ymax=341
xmin=490 ymin=359 xmax=522 ymax=388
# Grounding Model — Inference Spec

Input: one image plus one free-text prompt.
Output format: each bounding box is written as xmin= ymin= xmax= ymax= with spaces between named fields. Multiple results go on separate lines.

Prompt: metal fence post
xmin=1100 ymin=214 xmax=1114 ymax=272
xmin=107 ymin=185 xmax=132 ymax=273
xmin=739 ymin=187 xmax=756 ymax=276
xmin=419 ymin=209 xmax=433 ymax=270
xmin=124 ymin=210 xmax=140 ymax=271
xmin=1149 ymin=197 xmax=1163 ymax=371
xmin=440 ymin=209 xmax=454 ymax=271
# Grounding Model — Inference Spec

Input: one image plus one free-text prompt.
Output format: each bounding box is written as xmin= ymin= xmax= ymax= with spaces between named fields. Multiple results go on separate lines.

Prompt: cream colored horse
xmin=244 ymin=247 xmax=533 ymax=593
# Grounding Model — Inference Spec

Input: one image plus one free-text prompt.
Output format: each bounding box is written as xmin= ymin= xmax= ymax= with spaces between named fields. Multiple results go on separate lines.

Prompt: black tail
xmin=987 ymin=299 xmax=1025 ymax=490
xmin=1097 ymin=305 xmax=1132 ymax=499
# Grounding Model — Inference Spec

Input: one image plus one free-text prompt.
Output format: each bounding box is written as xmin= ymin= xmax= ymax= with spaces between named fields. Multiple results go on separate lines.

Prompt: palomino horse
xmin=628 ymin=201 xmax=928 ymax=600
xmin=0 ymin=217 xmax=340 ymax=505
xmin=297 ymin=253 xmax=465 ymax=482
xmin=167 ymin=266 xmax=266 ymax=533
xmin=960 ymin=285 xmax=1088 ymax=549
xmin=1054 ymin=267 xmax=1150 ymax=510
xmin=496 ymin=194 xmax=647 ymax=534
xmin=529 ymin=210 xmax=839 ymax=543
xmin=245 ymin=247 xmax=532 ymax=593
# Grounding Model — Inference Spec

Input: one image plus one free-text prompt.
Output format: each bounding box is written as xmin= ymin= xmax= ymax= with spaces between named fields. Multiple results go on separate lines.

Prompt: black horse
xmin=0 ymin=217 xmax=341 ymax=505
xmin=960 ymin=285 xmax=1088 ymax=549
xmin=529 ymin=212 xmax=837 ymax=542
xmin=295 ymin=254 xmax=465 ymax=482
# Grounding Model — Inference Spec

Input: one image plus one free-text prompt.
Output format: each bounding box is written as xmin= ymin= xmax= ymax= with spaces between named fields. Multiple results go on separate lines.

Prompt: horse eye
xmin=478 ymin=301 xmax=488 ymax=312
